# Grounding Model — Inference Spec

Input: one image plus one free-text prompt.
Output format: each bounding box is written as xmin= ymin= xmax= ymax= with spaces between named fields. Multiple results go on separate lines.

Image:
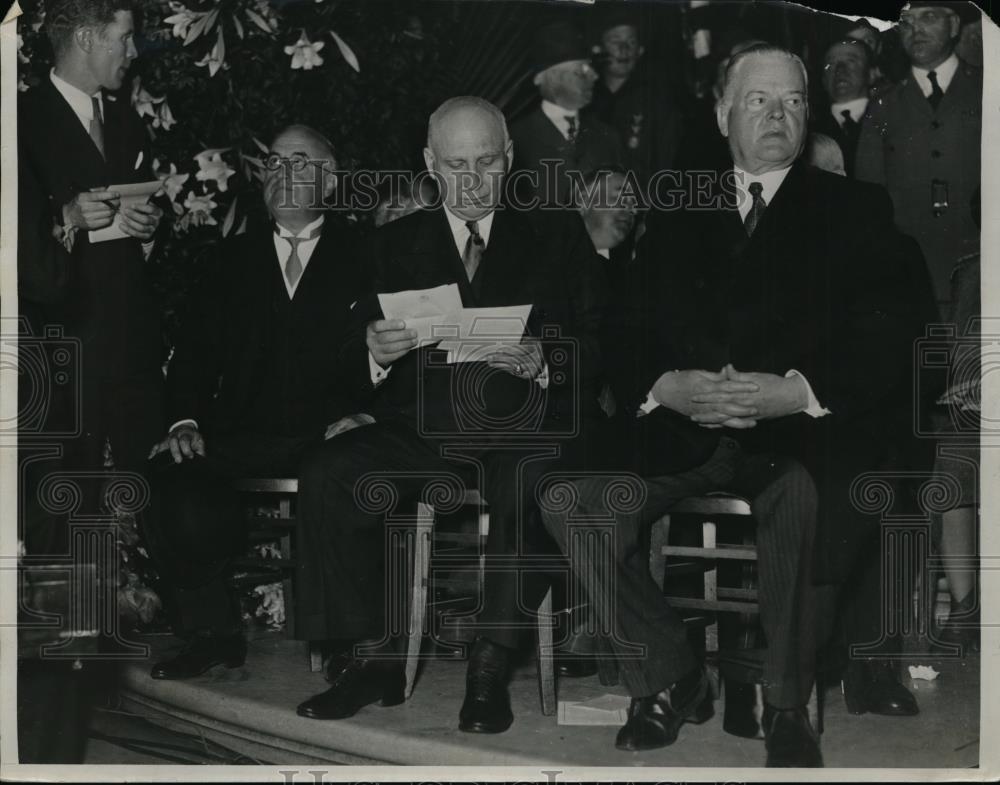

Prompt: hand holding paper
xmin=86 ymin=180 xmax=163 ymax=244
xmin=63 ymin=189 xmax=121 ymax=231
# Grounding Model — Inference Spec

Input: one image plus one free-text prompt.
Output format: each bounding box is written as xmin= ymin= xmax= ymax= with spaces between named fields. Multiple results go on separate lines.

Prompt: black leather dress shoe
xmin=555 ymin=655 xmax=599 ymax=679
xmin=459 ymin=638 xmax=514 ymax=734
xmin=842 ymin=659 xmax=919 ymax=716
xmin=150 ymin=635 xmax=246 ymax=680
xmin=297 ymin=656 xmax=404 ymax=720
xmin=763 ymin=704 xmax=823 ymax=767
xmin=615 ymin=667 xmax=714 ymax=751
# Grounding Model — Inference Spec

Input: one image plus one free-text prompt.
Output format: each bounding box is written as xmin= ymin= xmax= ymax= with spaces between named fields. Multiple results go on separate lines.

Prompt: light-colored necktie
xmin=463 ymin=220 xmax=485 ymax=281
xmin=282 ymin=228 xmax=321 ymax=290
xmin=90 ymin=95 xmax=105 ymax=158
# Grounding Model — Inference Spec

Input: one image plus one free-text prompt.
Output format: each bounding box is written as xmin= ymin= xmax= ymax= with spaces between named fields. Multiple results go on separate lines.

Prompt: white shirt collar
xmin=541 ymin=99 xmax=579 ymax=141
xmin=50 ymin=69 xmax=103 ymax=129
xmin=732 ymin=165 xmax=793 ymax=221
xmin=595 ymin=247 xmax=611 ymax=260
xmin=275 ymin=214 xmax=325 ymax=238
xmin=444 ymin=206 xmax=495 ymax=259
xmin=273 ymin=215 xmax=325 ymax=299
xmin=911 ymin=52 xmax=959 ymax=97
xmin=830 ymin=96 xmax=869 ymax=125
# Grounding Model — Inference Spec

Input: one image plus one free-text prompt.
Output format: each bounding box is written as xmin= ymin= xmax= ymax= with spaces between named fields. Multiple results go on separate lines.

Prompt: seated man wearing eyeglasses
xmin=143 ymin=124 xmax=372 ymax=680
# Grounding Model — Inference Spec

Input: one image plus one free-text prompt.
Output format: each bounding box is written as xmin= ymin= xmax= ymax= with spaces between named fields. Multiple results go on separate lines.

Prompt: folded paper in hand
xmin=88 ymin=180 xmax=162 ymax=244
xmin=378 ymin=284 xmax=531 ymax=364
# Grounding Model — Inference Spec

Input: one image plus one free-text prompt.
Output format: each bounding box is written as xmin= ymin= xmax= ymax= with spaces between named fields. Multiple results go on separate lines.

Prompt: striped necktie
xmin=744 ymin=182 xmax=767 ymax=237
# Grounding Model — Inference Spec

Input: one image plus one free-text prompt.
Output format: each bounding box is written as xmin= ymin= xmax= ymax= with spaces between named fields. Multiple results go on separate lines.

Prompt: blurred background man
xmin=813 ymin=38 xmax=874 ymax=177
xmin=855 ymin=1 xmax=982 ymax=315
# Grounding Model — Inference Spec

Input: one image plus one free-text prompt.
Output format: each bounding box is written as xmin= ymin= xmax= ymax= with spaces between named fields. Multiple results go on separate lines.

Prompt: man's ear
xmin=324 ymin=171 xmax=337 ymax=199
xmin=504 ymin=139 xmax=514 ymax=172
xmin=949 ymin=13 xmax=962 ymax=40
xmin=638 ymin=44 xmax=646 ymax=59
xmin=716 ymin=102 xmax=729 ymax=138
xmin=75 ymin=27 xmax=94 ymax=53
xmin=422 ymin=147 xmax=434 ymax=176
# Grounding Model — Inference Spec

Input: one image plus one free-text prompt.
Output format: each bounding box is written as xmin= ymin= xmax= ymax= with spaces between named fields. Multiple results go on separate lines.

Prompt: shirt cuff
xmin=142 ymin=239 xmax=155 ymax=260
xmin=369 ymin=351 xmax=391 ymax=386
xmin=785 ymin=369 xmax=831 ymax=417
xmin=168 ymin=418 xmax=198 ymax=433
xmin=638 ymin=390 xmax=660 ymax=417
xmin=535 ymin=362 xmax=550 ymax=389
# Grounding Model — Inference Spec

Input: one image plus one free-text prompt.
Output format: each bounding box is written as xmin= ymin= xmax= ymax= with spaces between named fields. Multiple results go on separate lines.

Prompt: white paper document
xmin=557 ymin=693 xmax=630 ymax=726
xmin=87 ymin=180 xmax=163 ymax=244
xmin=377 ymin=284 xmax=531 ymax=363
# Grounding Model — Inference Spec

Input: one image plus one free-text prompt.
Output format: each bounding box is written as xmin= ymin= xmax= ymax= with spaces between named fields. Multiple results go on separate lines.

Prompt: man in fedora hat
xmin=510 ymin=20 xmax=622 ymax=207
xmin=856 ymin=1 xmax=982 ymax=316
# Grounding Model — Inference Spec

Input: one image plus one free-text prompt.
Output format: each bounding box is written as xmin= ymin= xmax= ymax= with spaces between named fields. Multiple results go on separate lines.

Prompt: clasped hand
xmin=652 ymin=364 xmax=808 ymax=429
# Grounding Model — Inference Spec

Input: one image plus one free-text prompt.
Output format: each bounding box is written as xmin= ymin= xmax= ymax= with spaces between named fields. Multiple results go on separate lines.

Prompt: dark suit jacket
xmin=342 ymin=206 xmax=607 ymax=438
xmin=811 ymin=102 xmax=867 ymax=178
xmin=166 ymin=221 xmax=367 ymax=438
xmin=612 ymin=161 xmax=937 ymax=582
xmin=510 ymin=106 xmax=623 ymax=207
xmin=855 ymin=60 xmax=982 ymax=306
xmin=18 ymin=78 xmax=163 ymax=385
xmin=590 ymin=66 xmax=682 ymax=186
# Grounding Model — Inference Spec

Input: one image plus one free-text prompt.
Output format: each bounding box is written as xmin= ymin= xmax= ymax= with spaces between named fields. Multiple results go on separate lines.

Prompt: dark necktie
xmin=840 ymin=109 xmax=860 ymax=147
xmin=565 ymin=115 xmax=578 ymax=145
xmin=927 ymin=70 xmax=944 ymax=111
xmin=463 ymin=220 xmax=484 ymax=281
xmin=744 ymin=181 xmax=767 ymax=237
xmin=89 ymin=95 xmax=105 ymax=159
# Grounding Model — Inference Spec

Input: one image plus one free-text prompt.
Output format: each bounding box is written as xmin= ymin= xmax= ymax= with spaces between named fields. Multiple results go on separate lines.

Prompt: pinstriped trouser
xmin=538 ymin=437 xmax=818 ymax=708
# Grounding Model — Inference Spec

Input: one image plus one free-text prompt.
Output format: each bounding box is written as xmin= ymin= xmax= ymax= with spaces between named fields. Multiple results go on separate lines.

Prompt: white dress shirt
xmin=830 ymin=96 xmax=869 ymax=126
xmin=273 ymin=214 xmax=324 ymax=299
xmin=541 ymin=99 xmax=579 ymax=142
xmin=50 ymin=69 xmax=104 ymax=134
xmin=638 ymin=164 xmax=830 ymax=419
xmin=911 ymin=52 xmax=959 ymax=98
xmin=733 ymin=165 xmax=792 ymax=222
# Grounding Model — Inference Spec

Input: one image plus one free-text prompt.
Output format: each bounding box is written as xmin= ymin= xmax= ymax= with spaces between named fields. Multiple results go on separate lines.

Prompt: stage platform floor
xmin=96 ymin=631 xmax=981 ymax=770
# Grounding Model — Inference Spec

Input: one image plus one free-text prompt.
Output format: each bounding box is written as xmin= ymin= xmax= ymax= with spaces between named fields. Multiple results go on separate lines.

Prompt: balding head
xmin=427 ymin=96 xmax=509 ymax=155
xmin=424 ymin=96 xmax=512 ymax=222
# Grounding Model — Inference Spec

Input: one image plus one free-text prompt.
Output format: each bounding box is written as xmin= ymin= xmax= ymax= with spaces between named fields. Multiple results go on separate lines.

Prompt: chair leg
xmin=309 ymin=642 xmax=323 ymax=673
xmin=702 ymin=520 xmax=719 ymax=655
xmin=405 ymin=503 xmax=434 ymax=699
xmin=536 ymin=586 xmax=557 ymax=716
xmin=649 ymin=514 xmax=670 ymax=592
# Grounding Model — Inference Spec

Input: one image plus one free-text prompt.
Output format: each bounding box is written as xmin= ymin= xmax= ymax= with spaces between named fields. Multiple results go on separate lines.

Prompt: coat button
xmin=931 ymin=149 xmax=942 ymax=158
xmin=931 ymin=120 xmax=941 ymax=129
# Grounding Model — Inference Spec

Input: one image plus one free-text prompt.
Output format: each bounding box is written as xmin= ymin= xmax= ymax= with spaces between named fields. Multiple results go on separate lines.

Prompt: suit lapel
xmin=476 ymin=207 xmax=534 ymax=307
xmin=408 ymin=208 xmax=474 ymax=303
xmin=901 ymin=75 xmax=934 ymax=121
xmin=37 ymin=80 xmax=109 ymax=188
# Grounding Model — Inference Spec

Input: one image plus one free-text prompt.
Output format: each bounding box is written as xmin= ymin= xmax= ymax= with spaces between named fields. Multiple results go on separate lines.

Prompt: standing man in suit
xmin=18 ymin=0 xmax=165 ymax=505
xmin=142 ymin=125 xmax=370 ymax=679
xmin=855 ymin=1 xmax=982 ymax=313
xmin=540 ymin=44 xmax=935 ymax=766
xmin=588 ymin=7 xmax=681 ymax=191
xmin=813 ymin=38 xmax=874 ymax=178
xmin=510 ymin=21 xmax=622 ymax=207
xmin=294 ymin=96 xmax=606 ymax=733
